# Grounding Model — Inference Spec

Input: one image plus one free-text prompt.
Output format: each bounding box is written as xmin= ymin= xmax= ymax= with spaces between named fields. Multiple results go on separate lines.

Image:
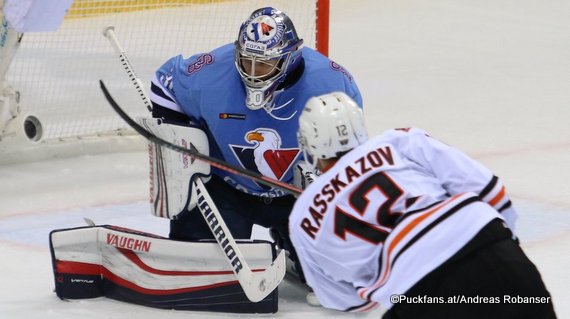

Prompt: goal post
xmin=0 ymin=0 xmax=330 ymax=164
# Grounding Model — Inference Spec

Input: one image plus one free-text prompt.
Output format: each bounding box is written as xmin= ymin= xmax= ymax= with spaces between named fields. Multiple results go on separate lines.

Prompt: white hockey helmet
xmin=297 ymin=92 xmax=368 ymax=165
xmin=235 ymin=7 xmax=303 ymax=111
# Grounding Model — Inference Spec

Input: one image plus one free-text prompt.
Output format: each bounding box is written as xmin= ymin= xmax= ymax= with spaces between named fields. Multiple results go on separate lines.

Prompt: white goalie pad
xmin=3 ymin=0 xmax=74 ymax=32
xmin=49 ymin=225 xmax=279 ymax=313
xmin=138 ymin=117 xmax=210 ymax=219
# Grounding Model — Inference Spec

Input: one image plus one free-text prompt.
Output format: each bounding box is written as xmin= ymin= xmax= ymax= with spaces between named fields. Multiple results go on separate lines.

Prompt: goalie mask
xmin=235 ymin=7 xmax=303 ymax=112
xmin=297 ymin=92 xmax=368 ymax=167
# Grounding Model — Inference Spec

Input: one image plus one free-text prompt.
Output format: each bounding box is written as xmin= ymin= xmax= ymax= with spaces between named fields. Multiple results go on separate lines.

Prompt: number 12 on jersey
xmin=334 ymin=172 xmax=403 ymax=245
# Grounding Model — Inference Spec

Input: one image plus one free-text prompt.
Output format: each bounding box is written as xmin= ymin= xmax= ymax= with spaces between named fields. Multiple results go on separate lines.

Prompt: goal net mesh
xmin=2 ymin=0 xmax=321 ymax=162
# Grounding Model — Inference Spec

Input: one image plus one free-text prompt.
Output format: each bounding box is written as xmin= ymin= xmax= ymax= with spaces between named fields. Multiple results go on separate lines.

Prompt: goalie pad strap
xmin=49 ymin=225 xmax=278 ymax=313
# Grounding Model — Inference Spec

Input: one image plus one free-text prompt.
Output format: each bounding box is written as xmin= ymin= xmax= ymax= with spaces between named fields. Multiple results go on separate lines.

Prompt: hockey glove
xmin=293 ymin=161 xmax=319 ymax=191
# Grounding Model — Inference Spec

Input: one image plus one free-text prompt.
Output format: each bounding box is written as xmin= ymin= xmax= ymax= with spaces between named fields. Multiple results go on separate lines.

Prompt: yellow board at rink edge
xmin=67 ymin=0 xmax=232 ymax=18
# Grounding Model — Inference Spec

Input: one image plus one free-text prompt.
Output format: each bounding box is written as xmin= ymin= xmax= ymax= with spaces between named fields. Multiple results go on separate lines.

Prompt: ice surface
xmin=1 ymin=0 xmax=569 ymax=317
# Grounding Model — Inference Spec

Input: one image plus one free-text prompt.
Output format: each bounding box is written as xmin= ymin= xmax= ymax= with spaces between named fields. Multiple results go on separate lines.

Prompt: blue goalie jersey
xmin=150 ymin=44 xmax=362 ymax=197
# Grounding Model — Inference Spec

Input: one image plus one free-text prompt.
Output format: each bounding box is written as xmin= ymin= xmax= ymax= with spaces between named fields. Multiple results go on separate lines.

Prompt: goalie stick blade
xmin=240 ymin=249 xmax=286 ymax=302
xmin=98 ymin=80 xmax=302 ymax=197
xmin=193 ymin=178 xmax=286 ymax=302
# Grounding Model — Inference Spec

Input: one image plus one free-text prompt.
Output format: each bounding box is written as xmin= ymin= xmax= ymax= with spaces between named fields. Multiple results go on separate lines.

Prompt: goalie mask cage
xmin=0 ymin=0 xmax=329 ymax=164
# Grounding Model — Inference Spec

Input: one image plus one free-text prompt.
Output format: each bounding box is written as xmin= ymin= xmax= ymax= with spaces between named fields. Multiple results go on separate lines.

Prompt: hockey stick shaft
xmin=193 ymin=178 xmax=286 ymax=302
xmin=102 ymin=26 xmax=152 ymax=112
xmin=99 ymin=80 xmax=301 ymax=196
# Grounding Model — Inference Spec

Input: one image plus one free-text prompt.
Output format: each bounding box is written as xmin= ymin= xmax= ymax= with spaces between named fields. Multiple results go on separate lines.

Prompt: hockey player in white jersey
xmin=290 ymin=92 xmax=556 ymax=318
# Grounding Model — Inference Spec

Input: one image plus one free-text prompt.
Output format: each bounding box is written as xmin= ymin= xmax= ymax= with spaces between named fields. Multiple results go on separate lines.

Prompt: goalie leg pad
xmin=50 ymin=225 xmax=278 ymax=313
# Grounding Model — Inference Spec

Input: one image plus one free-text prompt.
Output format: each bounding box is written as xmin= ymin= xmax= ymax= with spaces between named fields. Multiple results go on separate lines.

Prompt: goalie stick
xmin=193 ymin=177 xmax=286 ymax=302
xmin=102 ymin=26 xmax=152 ymax=112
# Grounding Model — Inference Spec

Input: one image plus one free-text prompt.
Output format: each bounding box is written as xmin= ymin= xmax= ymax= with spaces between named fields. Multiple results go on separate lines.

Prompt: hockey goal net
xmin=0 ymin=0 xmax=329 ymax=164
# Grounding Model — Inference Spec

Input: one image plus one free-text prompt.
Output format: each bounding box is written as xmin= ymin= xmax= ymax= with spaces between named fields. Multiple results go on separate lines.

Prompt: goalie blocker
xmin=49 ymin=225 xmax=279 ymax=313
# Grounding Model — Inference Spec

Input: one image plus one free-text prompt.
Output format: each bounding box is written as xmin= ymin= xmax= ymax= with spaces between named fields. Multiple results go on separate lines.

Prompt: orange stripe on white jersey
xmin=358 ymin=194 xmax=465 ymax=300
xmin=479 ymin=176 xmax=509 ymax=210
xmin=479 ymin=178 xmax=516 ymax=230
xmin=488 ymin=185 xmax=506 ymax=207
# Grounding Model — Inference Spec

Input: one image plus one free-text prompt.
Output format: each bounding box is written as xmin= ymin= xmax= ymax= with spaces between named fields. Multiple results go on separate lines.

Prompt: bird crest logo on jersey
xmin=230 ymin=128 xmax=300 ymax=183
